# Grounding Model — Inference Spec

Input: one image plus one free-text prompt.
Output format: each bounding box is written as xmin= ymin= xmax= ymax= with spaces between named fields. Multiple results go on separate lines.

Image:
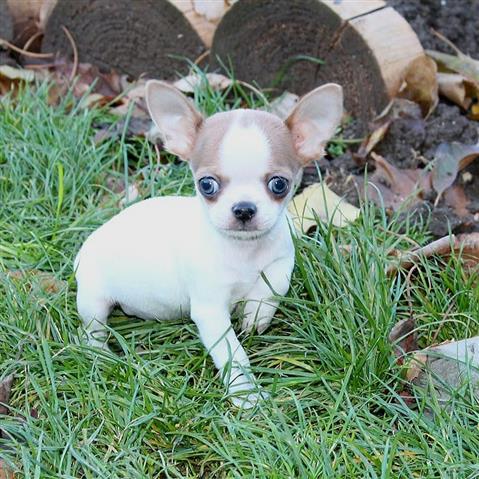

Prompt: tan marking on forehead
xmin=190 ymin=109 xmax=301 ymax=176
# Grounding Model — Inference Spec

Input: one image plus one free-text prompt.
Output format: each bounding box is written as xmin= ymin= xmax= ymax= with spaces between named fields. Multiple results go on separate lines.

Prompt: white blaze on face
xmin=203 ymin=116 xmax=285 ymax=236
xmin=219 ymin=119 xmax=271 ymax=181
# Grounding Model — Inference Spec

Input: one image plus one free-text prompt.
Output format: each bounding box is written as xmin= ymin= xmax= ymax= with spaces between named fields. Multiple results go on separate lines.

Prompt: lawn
xmin=0 ymin=81 xmax=479 ymax=478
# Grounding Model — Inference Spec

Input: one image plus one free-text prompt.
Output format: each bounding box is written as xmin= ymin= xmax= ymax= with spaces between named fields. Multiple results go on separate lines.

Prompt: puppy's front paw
xmin=84 ymin=337 xmax=111 ymax=352
xmin=227 ymin=374 xmax=269 ymax=409
xmin=229 ymin=389 xmax=270 ymax=409
xmin=241 ymin=315 xmax=271 ymax=334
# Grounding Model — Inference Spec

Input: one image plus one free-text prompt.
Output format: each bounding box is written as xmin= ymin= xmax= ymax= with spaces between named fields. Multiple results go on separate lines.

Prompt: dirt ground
xmin=308 ymin=0 xmax=479 ymax=236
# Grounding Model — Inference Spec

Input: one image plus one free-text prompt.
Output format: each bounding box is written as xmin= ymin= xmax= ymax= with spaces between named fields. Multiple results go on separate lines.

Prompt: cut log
xmin=210 ymin=0 xmax=424 ymax=132
xmin=42 ymin=0 xmax=206 ymax=80
xmin=169 ymin=0 xmax=232 ymax=48
xmin=2 ymin=0 xmax=56 ymax=49
xmin=0 ymin=0 xmax=14 ymax=43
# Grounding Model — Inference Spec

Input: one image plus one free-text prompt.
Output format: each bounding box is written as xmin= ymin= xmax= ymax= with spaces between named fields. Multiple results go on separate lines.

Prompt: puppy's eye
xmin=267 ymin=176 xmax=289 ymax=197
xmin=198 ymin=177 xmax=220 ymax=197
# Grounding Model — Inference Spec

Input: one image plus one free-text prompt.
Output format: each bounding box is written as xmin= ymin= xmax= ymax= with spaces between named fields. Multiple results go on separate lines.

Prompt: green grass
xmin=0 ymin=78 xmax=478 ymax=478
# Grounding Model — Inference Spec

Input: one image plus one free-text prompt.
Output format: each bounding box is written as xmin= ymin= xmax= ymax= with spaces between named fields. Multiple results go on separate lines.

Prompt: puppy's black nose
xmin=232 ymin=202 xmax=257 ymax=222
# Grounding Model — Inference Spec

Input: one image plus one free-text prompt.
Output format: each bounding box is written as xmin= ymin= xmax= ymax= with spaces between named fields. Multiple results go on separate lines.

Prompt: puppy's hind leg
xmin=76 ymin=292 xmax=112 ymax=350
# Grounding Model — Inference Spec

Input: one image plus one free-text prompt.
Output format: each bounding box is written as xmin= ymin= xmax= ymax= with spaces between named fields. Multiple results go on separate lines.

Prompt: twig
xmin=61 ymin=26 xmax=78 ymax=82
xmin=22 ymin=31 xmax=43 ymax=52
xmin=0 ymin=37 xmax=53 ymax=58
xmin=194 ymin=49 xmax=210 ymax=66
xmin=237 ymin=80 xmax=269 ymax=105
xmin=386 ymin=235 xmax=456 ymax=276
xmin=430 ymin=28 xmax=463 ymax=56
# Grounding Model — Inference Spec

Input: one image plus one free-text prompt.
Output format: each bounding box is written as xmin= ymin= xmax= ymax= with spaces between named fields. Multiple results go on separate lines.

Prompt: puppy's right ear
xmin=145 ymin=80 xmax=203 ymax=160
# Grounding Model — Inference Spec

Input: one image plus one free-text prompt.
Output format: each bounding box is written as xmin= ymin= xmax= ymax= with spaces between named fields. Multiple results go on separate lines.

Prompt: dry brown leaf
xmin=437 ymin=72 xmax=479 ymax=110
xmin=173 ymin=73 xmax=232 ymax=93
xmin=0 ymin=459 xmax=15 ymax=479
xmin=109 ymin=79 xmax=148 ymax=119
xmin=356 ymin=121 xmax=391 ymax=159
xmin=387 ymin=233 xmax=479 ymax=276
xmin=400 ymin=56 xmax=438 ymax=118
xmin=431 ymin=142 xmax=479 ymax=203
xmin=405 ymin=353 xmax=428 ymax=382
xmin=6 ymin=270 xmax=66 ymax=294
xmin=469 ymin=102 xmax=479 ymax=121
xmin=44 ymin=61 xmax=121 ymax=105
xmin=364 ymin=153 xmax=431 ymax=211
xmin=443 ymin=185 xmax=470 ymax=217
xmin=355 ymin=99 xmax=424 ymax=162
xmin=288 ymin=182 xmax=360 ymax=233
xmin=0 ymin=375 xmax=14 ymax=416
xmin=388 ymin=317 xmax=418 ymax=361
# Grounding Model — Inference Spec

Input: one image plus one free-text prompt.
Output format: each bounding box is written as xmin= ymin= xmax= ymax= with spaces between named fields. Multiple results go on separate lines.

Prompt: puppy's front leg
xmin=242 ymin=256 xmax=294 ymax=334
xmin=191 ymin=303 xmax=264 ymax=408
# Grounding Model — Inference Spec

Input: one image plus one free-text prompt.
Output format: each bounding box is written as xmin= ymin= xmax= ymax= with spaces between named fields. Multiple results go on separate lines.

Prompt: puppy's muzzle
xmin=232 ymin=201 xmax=257 ymax=223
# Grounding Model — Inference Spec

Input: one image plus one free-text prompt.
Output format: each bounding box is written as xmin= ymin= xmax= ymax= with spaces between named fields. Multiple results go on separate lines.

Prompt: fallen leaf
xmin=363 ymin=153 xmax=431 ymax=211
xmin=355 ymin=121 xmax=391 ymax=159
xmin=6 ymin=270 xmax=66 ymax=294
xmin=389 ymin=318 xmax=418 ymax=361
xmin=469 ymin=102 xmax=479 ymax=121
xmin=266 ymin=91 xmax=299 ymax=120
xmin=431 ymin=142 xmax=479 ymax=203
xmin=400 ymin=56 xmax=438 ymax=118
xmin=443 ymin=185 xmax=470 ymax=217
xmin=109 ymin=79 xmax=148 ymax=119
xmin=0 ymin=65 xmax=36 ymax=96
xmin=405 ymin=353 xmax=428 ymax=382
xmin=78 ymin=93 xmax=113 ymax=110
xmin=0 ymin=66 xmax=35 ymax=82
xmin=411 ymin=336 xmax=479 ymax=407
xmin=0 ymin=375 xmax=14 ymax=416
xmin=427 ymin=49 xmax=479 ymax=84
xmin=44 ymin=60 xmax=122 ymax=106
xmin=386 ymin=233 xmax=479 ymax=276
xmin=354 ymin=99 xmax=424 ymax=162
xmin=288 ymin=182 xmax=360 ymax=233
xmin=93 ymin=116 xmax=153 ymax=144
xmin=173 ymin=73 xmax=232 ymax=93
xmin=0 ymin=459 xmax=14 ymax=479
xmin=437 ymin=72 xmax=479 ymax=111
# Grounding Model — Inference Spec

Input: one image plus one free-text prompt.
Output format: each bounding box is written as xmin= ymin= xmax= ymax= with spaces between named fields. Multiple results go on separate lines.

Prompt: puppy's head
xmin=146 ymin=81 xmax=343 ymax=240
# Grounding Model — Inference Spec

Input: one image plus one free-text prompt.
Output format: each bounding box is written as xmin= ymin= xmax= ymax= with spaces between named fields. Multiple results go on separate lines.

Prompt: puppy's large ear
xmin=285 ymin=83 xmax=343 ymax=164
xmin=146 ymin=80 xmax=203 ymax=160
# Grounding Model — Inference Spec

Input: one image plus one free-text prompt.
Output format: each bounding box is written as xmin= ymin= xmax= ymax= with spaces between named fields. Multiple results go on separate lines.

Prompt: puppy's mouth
xmin=219 ymin=220 xmax=276 ymax=240
xmin=220 ymin=228 xmax=270 ymax=241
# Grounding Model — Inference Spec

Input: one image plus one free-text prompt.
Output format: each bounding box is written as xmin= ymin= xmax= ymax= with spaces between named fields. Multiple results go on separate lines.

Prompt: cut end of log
xmin=0 ymin=0 xmax=14 ymax=43
xmin=210 ymin=0 xmax=424 ymax=133
xmin=42 ymin=0 xmax=206 ymax=80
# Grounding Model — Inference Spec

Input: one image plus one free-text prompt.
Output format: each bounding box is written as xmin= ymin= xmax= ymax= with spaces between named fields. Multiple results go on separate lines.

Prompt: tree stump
xmin=210 ymin=0 xmax=424 ymax=132
xmin=42 ymin=0 xmax=206 ymax=79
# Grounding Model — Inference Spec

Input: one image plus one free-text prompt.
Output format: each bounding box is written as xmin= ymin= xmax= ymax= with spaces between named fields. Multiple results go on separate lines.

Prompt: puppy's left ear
xmin=146 ymin=80 xmax=204 ymax=160
xmin=285 ymin=83 xmax=343 ymax=164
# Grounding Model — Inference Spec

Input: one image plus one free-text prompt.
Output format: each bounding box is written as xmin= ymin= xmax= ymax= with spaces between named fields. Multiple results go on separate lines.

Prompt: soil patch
xmin=302 ymin=1 xmax=479 ymax=236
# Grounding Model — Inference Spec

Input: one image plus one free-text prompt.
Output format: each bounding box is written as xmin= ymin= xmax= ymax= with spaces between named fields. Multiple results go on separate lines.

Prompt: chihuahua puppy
xmin=74 ymin=80 xmax=343 ymax=406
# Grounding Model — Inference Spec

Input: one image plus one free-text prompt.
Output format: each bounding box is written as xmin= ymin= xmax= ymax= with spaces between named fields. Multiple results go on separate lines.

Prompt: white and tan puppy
xmin=74 ymin=81 xmax=343 ymax=406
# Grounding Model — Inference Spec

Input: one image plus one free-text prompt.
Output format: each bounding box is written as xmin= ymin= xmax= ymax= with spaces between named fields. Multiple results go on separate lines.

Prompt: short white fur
xmin=75 ymin=80 xmax=343 ymax=408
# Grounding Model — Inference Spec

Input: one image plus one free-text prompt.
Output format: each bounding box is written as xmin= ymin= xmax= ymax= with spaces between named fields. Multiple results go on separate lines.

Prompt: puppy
xmin=74 ymin=81 xmax=343 ymax=406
